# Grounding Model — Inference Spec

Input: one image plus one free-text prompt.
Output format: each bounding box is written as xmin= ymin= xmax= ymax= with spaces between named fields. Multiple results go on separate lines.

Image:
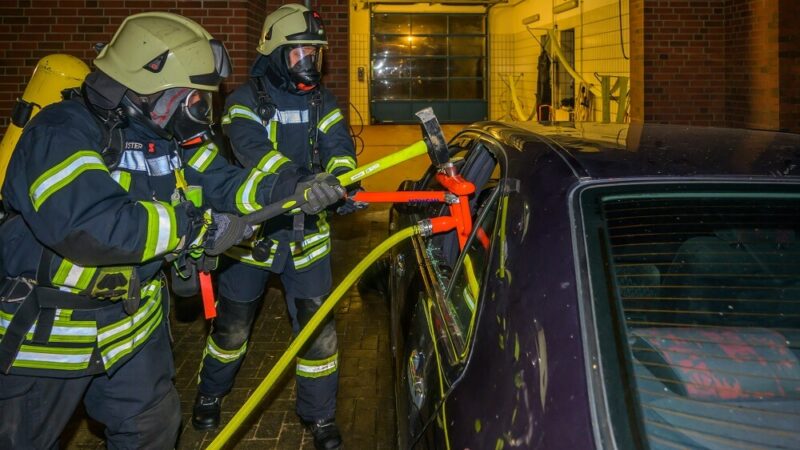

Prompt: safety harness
xmin=248 ymin=76 xmax=324 ymax=259
xmin=0 ymin=89 xmax=166 ymax=374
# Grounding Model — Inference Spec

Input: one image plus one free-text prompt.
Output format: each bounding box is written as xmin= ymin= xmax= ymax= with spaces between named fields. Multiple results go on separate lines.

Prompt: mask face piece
xmin=166 ymin=89 xmax=215 ymax=147
xmin=285 ymin=45 xmax=323 ymax=90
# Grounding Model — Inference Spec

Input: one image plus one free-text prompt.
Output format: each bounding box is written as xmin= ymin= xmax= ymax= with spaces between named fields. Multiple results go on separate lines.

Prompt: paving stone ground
xmin=61 ymin=205 xmax=396 ymax=449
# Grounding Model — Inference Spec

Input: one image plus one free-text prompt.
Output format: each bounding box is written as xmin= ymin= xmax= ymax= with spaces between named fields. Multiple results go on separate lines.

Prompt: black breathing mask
xmin=165 ymin=89 xmax=215 ymax=147
xmin=284 ymin=45 xmax=323 ymax=92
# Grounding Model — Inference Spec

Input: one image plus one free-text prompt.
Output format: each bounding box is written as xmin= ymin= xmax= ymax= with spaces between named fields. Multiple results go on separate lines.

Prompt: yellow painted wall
xmin=350 ymin=0 xmax=629 ymax=124
xmin=488 ymin=0 xmax=630 ymax=122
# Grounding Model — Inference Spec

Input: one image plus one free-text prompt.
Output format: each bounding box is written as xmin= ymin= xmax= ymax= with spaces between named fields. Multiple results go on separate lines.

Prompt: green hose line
xmin=206 ymin=224 xmax=421 ymax=449
xmin=336 ymin=140 xmax=428 ymax=186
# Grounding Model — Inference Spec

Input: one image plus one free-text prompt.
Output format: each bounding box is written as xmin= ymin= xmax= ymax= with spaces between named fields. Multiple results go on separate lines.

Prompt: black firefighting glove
xmin=203 ymin=210 xmax=254 ymax=256
xmin=335 ymin=184 xmax=368 ymax=215
xmin=295 ymin=173 xmax=345 ymax=215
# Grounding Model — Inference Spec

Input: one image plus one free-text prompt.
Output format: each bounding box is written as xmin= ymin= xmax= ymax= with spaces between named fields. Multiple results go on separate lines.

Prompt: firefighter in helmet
xmin=0 ymin=12 xmax=343 ymax=448
xmin=191 ymin=4 xmax=361 ymax=449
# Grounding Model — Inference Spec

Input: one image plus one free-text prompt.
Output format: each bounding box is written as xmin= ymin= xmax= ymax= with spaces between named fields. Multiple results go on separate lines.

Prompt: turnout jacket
xmin=221 ymin=76 xmax=356 ymax=271
xmin=0 ymin=98 xmax=292 ymax=377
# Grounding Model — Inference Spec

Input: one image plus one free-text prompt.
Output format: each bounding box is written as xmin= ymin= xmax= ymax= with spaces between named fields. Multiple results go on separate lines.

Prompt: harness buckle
xmin=0 ymin=277 xmax=36 ymax=304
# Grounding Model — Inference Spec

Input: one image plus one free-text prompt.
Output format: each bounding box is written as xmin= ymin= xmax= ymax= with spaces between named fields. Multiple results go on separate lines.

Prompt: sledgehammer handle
xmin=242 ymin=140 xmax=429 ymax=225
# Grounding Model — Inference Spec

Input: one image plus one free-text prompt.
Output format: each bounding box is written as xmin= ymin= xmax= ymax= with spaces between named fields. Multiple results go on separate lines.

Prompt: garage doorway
xmin=370 ymin=13 xmax=487 ymax=123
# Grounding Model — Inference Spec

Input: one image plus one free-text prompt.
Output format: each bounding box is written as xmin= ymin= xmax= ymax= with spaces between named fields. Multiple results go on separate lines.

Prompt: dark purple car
xmin=386 ymin=121 xmax=800 ymax=449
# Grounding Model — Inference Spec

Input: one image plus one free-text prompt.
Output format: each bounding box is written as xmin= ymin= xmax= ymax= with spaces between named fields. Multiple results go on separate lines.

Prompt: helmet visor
xmin=184 ymin=89 xmax=214 ymax=124
xmin=287 ymin=45 xmax=323 ymax=74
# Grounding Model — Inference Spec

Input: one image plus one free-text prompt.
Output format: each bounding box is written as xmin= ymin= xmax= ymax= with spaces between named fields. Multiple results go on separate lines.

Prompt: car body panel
xmin=387 ymin=121 xmax=800 ymax=450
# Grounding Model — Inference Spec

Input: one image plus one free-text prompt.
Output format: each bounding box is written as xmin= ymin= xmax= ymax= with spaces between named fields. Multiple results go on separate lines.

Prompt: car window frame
xmin=419 ymin=133 xmax=505 ymax=369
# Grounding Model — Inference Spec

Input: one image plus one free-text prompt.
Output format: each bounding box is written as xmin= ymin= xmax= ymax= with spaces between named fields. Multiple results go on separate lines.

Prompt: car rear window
xmin=582 ymin=184 xmax=800 ymax=450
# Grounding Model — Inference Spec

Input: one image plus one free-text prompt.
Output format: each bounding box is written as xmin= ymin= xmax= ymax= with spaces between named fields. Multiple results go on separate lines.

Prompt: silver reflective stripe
xmin=118 ymin=151 xmax=179 ymax=176
xmin=236 ymin=170 xmax=266 ymax=213
xmin=297 ymin=359 xmax=337 ymax=374
xmin=118 ymin=150 xmax=147 ymax=172
xmin=228 ymin=106 xmax=263 ymax=123
xmin=30 ymin=153 xmax=107 ymax=208
xmin=101 ymin=313 xmax=158 ymax=365
xmin=276 ymin=109 xmax=308 ymax=124
xmin=293 ymin=241 xmax=330 ymax=267
xmin=151 ymin=202 xmax=174 ymax=257
xmin=205 ymin=337 xmax=247 ymax=363
xmin=290 ymin=230 xmax=330 ymax=253
xmin=259 ymin=153 xmax=283 ymax=172
xmin=62 ymin=263 xmax=86 ymax=287
xmin=51 ymin=325 xmax=96 ymax=337
xmin=188 ymin=144 xmax=216 ymax=172
xmin=96 ymin=284 xmax=160 ymax=343
xmin=318 ymin=109 xmax=343 ymax=133
xmin=16 ymin=350 xmax=92 ymax=365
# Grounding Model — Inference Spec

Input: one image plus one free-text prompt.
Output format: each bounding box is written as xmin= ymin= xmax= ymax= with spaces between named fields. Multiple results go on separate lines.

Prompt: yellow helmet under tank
xmin=94 ymin=12 xmax=231 ymax=95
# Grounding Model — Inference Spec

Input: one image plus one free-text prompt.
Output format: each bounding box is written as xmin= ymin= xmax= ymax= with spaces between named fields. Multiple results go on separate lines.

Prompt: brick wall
xmin=630 ymin=0 xmax=796 ymax=132
xmin=724 ymin=0 xmax=779 ymax=130
xmin=779 ymin=0 xmax=800 ymax=132
xmin=0 ymin=0 xmax=350 ymax=136
xmin=639 ymin=0 xmax=728 ymax=126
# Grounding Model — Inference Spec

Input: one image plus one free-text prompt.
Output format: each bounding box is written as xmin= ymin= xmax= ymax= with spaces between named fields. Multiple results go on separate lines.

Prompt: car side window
xmin=424 ymin=140 xmax=502 ymax=364
xmin=445 ymin=189 xmax=501 ymax=359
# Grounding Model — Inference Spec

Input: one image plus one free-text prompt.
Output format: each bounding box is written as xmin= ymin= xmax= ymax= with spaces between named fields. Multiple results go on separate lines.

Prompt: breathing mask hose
xmin=206 ymin=224 xmax=421 ymax=449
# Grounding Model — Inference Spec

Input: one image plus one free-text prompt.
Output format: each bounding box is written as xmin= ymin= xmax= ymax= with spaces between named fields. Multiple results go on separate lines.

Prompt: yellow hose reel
xmin=0 ymin=54 xmax=90 ymax=192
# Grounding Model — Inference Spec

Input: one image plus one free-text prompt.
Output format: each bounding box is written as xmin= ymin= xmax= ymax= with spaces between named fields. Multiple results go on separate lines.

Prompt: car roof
xmin=466 ymin=121 xmax=800 ymax=180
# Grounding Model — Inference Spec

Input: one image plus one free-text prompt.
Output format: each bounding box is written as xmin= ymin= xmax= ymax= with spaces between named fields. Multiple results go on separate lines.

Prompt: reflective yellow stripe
xmin=204 ymin=336 xmax=247 ymax=364
xmin=187 ymin=142 xmax=218 ymax=173
xmin=267 ymin=119 xmax=278 ymax=143
xmin=296 ymin=353 xmax=338 ymax=378
xmin=224 ymin=243 xmax=274 ymax=268
xmin=318 ymin=108 xmax=343 ymax=133
xmin=13 ymin=344 xmax=93 ymax=371
xmin=235 ymin=169 xmax=267 ymax=214
xmin=138 ymin=201 xmax=179 ymax=261
xmin=110 ymin=170 xmax=132 ymax=191
xmin=52 ymin=259 xmax=97 ymax=292
xmin=257 ymin=150 xmax=290 ymax=174
xmin=222 ymin=104 xmax=262 ymax=125
xmin=325 ymin=156 xmax=356 ymax=173
xmin=0 ymin=311 xmax=95 ymax=345
xmin=292 ymin=240 xmax=331 ymax=270
xmin=97 ymin=282 xmax=163 ymax=369
xmin=29 ymin=150 xmax=108 ymax=211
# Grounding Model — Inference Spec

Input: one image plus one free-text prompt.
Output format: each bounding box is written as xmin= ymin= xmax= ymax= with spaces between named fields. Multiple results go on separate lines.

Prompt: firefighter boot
xmin=192 ymin=392 xmax=222 ymax=430
xmin=306 ymin=418 xmax=343 ymax=450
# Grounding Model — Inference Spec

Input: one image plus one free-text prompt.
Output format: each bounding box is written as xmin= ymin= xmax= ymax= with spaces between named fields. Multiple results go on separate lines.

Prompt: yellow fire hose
xmin=206 ymin=224 xmax=421 ymax=449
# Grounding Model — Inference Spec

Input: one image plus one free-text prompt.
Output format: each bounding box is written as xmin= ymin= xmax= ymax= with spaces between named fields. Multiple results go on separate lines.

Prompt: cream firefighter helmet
xmin=94 ymin=12 xmax=231 ymax=94
xmin=257 ymin=4 xmax=327 ymax=56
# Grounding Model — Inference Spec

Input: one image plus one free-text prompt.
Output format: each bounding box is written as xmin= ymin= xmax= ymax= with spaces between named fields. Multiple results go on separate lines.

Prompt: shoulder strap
xmin=250 ymin=77 xmax=276 ymax=120
xmin=308 ymin=90 xmax=323 ymax=173
xmin=76 ymin=85 xmax=126 ymax=170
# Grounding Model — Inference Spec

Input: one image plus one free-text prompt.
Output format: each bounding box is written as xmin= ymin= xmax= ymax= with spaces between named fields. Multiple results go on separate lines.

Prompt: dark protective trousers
xmin=198 ymin=254 xmax=338 ymax=422
xmin=0 ymin=320 xmax=180 ymax=449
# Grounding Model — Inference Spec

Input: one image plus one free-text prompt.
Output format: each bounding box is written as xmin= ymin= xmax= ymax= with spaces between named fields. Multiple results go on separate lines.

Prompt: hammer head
xmin=414 ymin=107 xmax=449 ymax=167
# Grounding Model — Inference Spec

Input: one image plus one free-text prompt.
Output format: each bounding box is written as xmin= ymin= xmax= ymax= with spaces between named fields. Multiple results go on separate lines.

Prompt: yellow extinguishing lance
xmin=0 ymin=54 xmax=90 ymax=193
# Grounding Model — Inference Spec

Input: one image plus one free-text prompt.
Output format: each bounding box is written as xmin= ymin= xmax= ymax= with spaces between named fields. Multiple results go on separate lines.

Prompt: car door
xmin=399 ymin=137 xmax=505 ymax=449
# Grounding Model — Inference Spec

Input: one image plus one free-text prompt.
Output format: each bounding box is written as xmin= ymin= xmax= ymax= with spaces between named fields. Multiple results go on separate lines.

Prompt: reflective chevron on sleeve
xmin=138 ymin=201 xmax=180 ymax=261
xmin=235 ymin=169 xmax=267 ymax=214
xmin=187 ymin=142 xmax=218 ymax=173
xmin=29 ymin=150 xmax=109 ymax=211
xmin=318 ymin=108 xmax=343 ymax=133
xmin=325 ymin=156 xmax=356 ymax=174
xmin=256 ymin=150 xmax=291 ymax=174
